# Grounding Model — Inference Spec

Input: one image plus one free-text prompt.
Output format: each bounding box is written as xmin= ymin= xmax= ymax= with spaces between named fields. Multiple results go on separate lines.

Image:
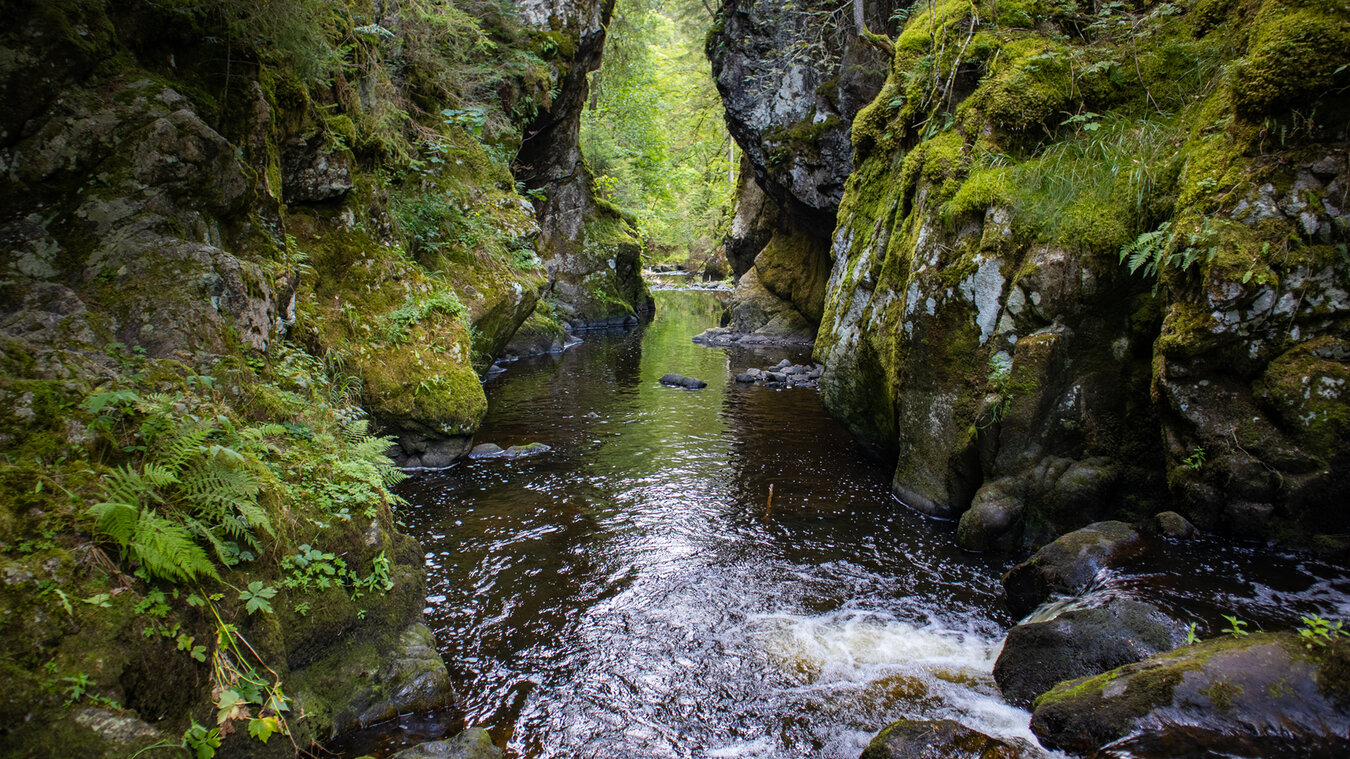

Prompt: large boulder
xmin=860 ymin=718 xmax=1024 ymax=759
xmin=1001 ymin=521 xmax=1143 ymax=619
xmin=1031 ymin=633 xmax=1350 ymax=756
xmin=994 ymin=599 xmax=1185 ymax=707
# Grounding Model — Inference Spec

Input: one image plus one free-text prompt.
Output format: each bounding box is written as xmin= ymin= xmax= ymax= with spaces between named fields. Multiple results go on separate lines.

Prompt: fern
xmin=89 ymin=416 xmax=270 ymax=582
xmin=1120 ymin=221 xmax=1173 ymax=278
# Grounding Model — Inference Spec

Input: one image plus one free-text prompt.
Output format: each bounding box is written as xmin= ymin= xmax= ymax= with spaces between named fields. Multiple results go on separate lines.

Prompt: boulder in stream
xmin=659 ymin=373 xmax=708 ymax=389
xmin=1030 ymin=633 xmax=1350 ymax=756
xmin=389 ymin=727 xmax=501 ymax=759
xmin=1154 ymin=510 xmax=1198 ymax=539
xmin=861 ymin=718 xmax=1025 ymax=759
xmin=503 ymin=442 xmax=551 ymax=458
xmin=469 ymin=443 xmax=504 ymax=459
xmin=994 ymin=599 xmax=1185 ymax=707
xmin=1002 ymin=521 xmax=1144 ymax=619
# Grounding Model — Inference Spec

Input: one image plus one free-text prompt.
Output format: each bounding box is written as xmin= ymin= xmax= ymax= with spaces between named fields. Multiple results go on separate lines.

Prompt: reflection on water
xmin=393 ymin=291 xmax=1021 ymax=758
xmin=381 ymin=290 xmax=1350 ymax=759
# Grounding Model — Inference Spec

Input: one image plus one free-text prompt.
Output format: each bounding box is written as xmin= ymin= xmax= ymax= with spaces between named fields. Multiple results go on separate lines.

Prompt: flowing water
xmin=349 ymin=289 xmax=1350 ymax=759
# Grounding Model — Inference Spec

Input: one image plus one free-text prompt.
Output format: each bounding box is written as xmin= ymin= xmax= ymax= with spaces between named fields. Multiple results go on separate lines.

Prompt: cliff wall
xmin=811 ymin=0 xmax=1349 ymax=548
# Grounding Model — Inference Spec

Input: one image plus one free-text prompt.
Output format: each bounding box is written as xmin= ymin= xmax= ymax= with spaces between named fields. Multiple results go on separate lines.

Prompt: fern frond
xmin=89 ymin=500 xmax=140 ymax=547
xmin=141 ymin=462 xmax=180 ymax=489
xmin=183 ymin=515 xmax=235 ymax=566
xmin=130 ymin=510 xmax=218 ymax=582
xmin=102 ymin=467 xmax=149 ymax=510
xmin=159 ymin=423 xmax=212 ymax=473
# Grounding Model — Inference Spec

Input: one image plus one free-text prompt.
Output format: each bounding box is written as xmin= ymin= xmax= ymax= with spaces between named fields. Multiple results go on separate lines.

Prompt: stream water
xmin=349 ymin=289 xmax=1350 ymax=759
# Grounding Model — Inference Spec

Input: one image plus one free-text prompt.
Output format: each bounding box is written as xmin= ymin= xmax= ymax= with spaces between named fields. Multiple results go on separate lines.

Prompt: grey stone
xmin=281 ymin=136 xmax=353 ymax=203
xmin=468 ymin=443 xmax=505 ymax=459
xmin=994 ymin=599 xmax=1184 ymax=707
xmin=734 ymin=373 xmax=757 ymax=383
xmin=1031 ymin=634 xmax=1350 ymax=756
xmin=659 ymin=373 xmax=707 ymax=389
xmin=502 ymin=442 xmax=551 ymax=458
xmin=388 ymin=727 xmax=501 ymax=759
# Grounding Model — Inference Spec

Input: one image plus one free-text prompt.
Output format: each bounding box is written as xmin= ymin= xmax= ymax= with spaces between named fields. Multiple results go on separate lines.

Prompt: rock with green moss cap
xmin=389 ymin=727 xmax=502 ymax=759
xmin=1031 ymin=633 xmax=1350 ymax=756
xmin=1002 ymin=521 xmax=1143 ymax=619
xmin=861 ymin=718 xmax=1025 ymax=759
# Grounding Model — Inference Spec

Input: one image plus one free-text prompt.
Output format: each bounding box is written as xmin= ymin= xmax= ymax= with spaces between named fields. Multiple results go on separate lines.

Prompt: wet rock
xmin=1154 ymin=510 xmax=1197 ymax=539
xmin=659 ymin=373 xmax=707 ymax=389
xmin=957 ymin=479 xmax=1025 ymax=552
xmin=861 ymin=718 xmax=1024 ymax=759
xmin=300 ymin=622 xmax=455 ymax=738
xmin=388 ymin=727 xmax=501 ymax=759
xmin=994 ymin=599 xmax=1185 ymax=707
xmin=392 ymin=433 xmax=474 ymax=469
xmin=503 ymin=443 xmax=551 ymax=458
xmin=468 ymin=443 xmax=505 ymax=459
xmin=1031 ymin=633 xmax=1350 ymax=756
xmin=734 ymin=373 xmax=757 ymax=383
xmin=1002 ymin=521 xmax=1144 ymax=619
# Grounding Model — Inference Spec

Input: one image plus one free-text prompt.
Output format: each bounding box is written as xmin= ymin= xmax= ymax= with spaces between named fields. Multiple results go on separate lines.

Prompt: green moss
xmin=1199 ymin=678 xmax=1243 ymax=710
xmin=1231 ymin=0 xmax=1350 ymax=117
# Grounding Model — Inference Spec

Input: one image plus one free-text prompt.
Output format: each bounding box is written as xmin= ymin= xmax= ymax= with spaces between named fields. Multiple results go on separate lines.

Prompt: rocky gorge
xmin=0 ymin=0 xmax=1347 ymax=757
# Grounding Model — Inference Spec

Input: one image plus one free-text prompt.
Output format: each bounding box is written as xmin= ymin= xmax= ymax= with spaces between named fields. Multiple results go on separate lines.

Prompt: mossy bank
xmin=0 ymin=0 xmax=644 ymax=755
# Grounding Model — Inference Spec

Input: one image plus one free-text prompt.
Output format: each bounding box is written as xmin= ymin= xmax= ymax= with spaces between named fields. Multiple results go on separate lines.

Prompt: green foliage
xmin=379 ymin=291 xmax=469 ymax=345
xmin=581 ymin=0 xmax=733 ymax=261
xmin=1182 ymin=445 xmax=1206 ymax=470
xmin=1221 ymin=614 xmax=1250 ymax=637
xmin=1299 ymin=614 xmax=1345 ymax=648
xmin=1120 ymin=218 xmax=1221 ymax=284
xmin=238 ymin=580 xmax=278 ymax=615
xmin=280 ymin=544 xmax=393 ymax=596
xmin=1185 ymin=621 xmax=1201 ymax=645
xmin=85 ymin=393 xmax=276 ymax=583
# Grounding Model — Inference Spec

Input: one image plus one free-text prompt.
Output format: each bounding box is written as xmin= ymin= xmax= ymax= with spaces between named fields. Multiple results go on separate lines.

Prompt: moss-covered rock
xmin=1031 ymin=633 xmax=1350 ymax=756
xmin=861 ymin=717 xmax=1024 ymax=759
xmin=814 ymin=0 xmax=1349 ymax=547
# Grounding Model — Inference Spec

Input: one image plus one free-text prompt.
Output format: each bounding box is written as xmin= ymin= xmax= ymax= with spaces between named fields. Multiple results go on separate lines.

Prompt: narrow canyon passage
xmin=374 ymin=291 xmax=1350 ymax=758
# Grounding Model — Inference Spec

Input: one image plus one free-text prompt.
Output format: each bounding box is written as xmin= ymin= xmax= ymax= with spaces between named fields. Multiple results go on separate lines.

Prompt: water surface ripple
xmin=389 ymin=290 xmax=1350 ymax=759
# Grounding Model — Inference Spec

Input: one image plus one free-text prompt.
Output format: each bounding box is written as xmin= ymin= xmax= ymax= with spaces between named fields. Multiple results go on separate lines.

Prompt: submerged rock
xmin=1002 ymin=521 xmax=1143 ymax=619
xmin=659 ymin=373 xmax=708 ymax=389
xmin=389 ymin=727 xmax=501 ymax=759
xmin=994 ymin=599 xmax=1185 ymax=707
xmin=861 ymin=718 xmax=1024 ymax=759
xmin=469 ymin=442 xmax=550 ymax=459
xmin=503 ymin=443 xmax=551 ymax=458
xmin=468 ymin=443 xmax=505 ymax=459
xmin=1030 ymin=633 xmax=1350 ymax=756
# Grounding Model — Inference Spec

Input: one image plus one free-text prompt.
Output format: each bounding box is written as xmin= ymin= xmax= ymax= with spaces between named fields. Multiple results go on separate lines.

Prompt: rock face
xmin=514 ymin=0 xmax=654 ymax=329
xmin=1030 ymin=634 xmax=1350 ymax=757
xmin=994 ymin=599 xmax=1184 ymax=707
xmin=812 ymin=0 xmax=1350 ymax=547
xmin=861 ymin=718 xmax=1024 ymax=759
xmin=1001 ymin=521 xmax=1143 ymax=619
xmin=707 ymin=0 xmax=898 ymax=342
xmin=0 ymin=0 xmax=569 ymax=755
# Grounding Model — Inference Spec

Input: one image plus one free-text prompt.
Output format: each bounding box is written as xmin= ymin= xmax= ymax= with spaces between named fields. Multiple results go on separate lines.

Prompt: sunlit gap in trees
xmin=581 ymin=0 xmax=737 ymax=271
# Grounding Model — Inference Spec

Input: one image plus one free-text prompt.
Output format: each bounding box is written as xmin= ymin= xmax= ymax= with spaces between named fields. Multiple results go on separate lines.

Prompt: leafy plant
xmin=238 ymin=581 xmax=278 ymax=615
xmin=1299 ymin=614 xmax=1345 ymax=648
xmin=1221 ymin=614 xmax=1249 ymax=637
xmin=1183 ymin=446 xmax=1206 ymax=470
xmin=1185 ymin=621 xmax=1200 ymax=645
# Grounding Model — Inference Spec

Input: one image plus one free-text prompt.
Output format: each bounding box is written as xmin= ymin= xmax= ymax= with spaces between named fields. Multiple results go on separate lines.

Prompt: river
xmin=351 ymin=289 xmax=1350 ymax=759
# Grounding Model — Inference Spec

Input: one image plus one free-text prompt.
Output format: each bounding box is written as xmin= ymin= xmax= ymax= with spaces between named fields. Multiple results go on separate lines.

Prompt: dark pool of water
xmin=344 ymin=289 xmax=1350 ymax=759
